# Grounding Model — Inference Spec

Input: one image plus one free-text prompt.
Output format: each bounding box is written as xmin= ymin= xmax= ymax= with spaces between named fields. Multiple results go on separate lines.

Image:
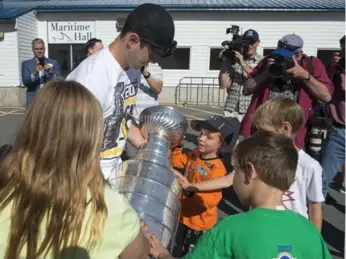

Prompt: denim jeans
xmin=321 ymin=126 xmax=345 ymax=198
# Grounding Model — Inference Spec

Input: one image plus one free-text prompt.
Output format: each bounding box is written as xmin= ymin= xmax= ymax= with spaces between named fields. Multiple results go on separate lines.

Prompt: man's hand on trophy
xmin=137 ymin=138 xmax=148 ymax=150
xmin=149 ymin=235 xmax=173 ymax=259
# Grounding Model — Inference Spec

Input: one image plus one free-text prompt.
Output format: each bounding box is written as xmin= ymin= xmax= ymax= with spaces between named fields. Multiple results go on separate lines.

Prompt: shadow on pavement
xmin=322 ymin=219 xmax=345 ymax=258
xmin=219 ymin=186 xmax=250 ymax=216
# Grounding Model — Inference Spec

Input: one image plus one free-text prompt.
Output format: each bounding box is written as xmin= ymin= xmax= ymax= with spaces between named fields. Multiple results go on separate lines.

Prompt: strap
xmin=307 ymin=56 xmax=313 ymax=75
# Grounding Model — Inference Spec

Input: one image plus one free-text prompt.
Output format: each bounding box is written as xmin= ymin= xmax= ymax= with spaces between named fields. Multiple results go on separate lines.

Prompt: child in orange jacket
xmin=171 ymin=116 xmax=240 ymax=258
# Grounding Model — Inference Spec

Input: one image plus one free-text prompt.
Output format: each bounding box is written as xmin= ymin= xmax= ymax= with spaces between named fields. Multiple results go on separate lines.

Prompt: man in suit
xmin=21 ymin=38 xmax=61 ymax=108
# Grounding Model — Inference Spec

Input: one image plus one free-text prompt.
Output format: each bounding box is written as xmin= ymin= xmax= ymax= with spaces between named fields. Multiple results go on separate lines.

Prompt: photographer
xmin=219 ymin=29 xmax=263 ymax=122
xmin=321 ymin=35 xmax=345 ymax=197
xmin=21 ymin=38 xmax=61 ymax=109
xmin=241 ymin=34 xmax=334 ymax=149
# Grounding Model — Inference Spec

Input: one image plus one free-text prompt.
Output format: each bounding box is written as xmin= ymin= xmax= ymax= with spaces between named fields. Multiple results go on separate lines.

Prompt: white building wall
xmin=0 ymin=23 xmax=19 ymax=87
xmin=16 ymin=11 xmax=39 ymax=75
xmin=169 ymin=12 xmax=345 ymax=86
xmin=36 ymin=11 xmax=344 ymax=89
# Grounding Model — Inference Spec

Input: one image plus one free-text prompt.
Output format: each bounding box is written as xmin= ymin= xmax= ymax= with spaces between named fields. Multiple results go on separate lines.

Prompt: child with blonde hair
xmin=0 ymin=79 xmax=149 ymax=259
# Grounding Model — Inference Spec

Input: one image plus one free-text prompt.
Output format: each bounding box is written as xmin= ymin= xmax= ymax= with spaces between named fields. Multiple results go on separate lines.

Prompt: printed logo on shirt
xmin=204 ymin=161 xmax=215 ymax=171
xmin=101 ymin=79 xmax=138 ymax=160
xmin=197 ymin=165 xmax=208 ymax=176
xmin=273 ymin=245 xmax=295 ymax=259
xmin=273 ymin=252 xmax=296 ymax=259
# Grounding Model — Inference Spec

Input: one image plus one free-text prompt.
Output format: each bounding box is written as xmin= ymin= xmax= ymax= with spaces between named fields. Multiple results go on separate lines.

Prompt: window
xmin=317 ymin=49 xmax=339 ymax=69
xmin=209 ymin=48 xmax=223 ymax=70
xmin=48 ymin=44 xmax=86 ymax=77
xmin=158 ymin=48 xmax=190 ymax=70
xmin=263 ymin=48 xmax=276 ymax=57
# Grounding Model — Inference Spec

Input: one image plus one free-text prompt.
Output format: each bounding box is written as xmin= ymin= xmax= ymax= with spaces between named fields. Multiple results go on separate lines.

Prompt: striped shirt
xmin=224 ymin=54 xmax=263 ymax=114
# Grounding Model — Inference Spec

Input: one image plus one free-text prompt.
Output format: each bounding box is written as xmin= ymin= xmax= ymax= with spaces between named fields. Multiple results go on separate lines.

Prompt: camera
xmin=220 ymin=25 xmax=249 ymax=65
xmin=38 ymin=57 xmax=45 ymax=67
xmin=268 ymin=54 xmax=294 ymax=78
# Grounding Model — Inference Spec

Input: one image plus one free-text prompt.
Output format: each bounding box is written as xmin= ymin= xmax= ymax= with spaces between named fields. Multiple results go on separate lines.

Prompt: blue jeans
xmin=321 ymin=126 xmax=345 ymax=198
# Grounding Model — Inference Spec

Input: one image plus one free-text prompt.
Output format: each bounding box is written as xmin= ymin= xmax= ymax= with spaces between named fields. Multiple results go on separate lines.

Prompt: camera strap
xmin=306 ymin=56 xmax=313 ymax=75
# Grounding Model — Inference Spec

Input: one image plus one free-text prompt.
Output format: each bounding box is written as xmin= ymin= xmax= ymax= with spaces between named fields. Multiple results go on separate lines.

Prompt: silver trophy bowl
xmin=114 ymin=105 xmax=188 ymax=248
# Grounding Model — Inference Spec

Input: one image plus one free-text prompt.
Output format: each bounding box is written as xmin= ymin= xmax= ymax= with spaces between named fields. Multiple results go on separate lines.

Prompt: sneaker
xmin=339 ymin=183 xmax=345 ymax=194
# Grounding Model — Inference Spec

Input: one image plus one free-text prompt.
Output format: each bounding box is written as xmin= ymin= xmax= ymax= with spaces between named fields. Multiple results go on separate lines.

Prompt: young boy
xmin=171 ymin=116 xmax=239 ymax=257
xmin=150 ymin=130 xmax=332 ymax=259
xmin=175 ymin=98 xmax=324 ymax=231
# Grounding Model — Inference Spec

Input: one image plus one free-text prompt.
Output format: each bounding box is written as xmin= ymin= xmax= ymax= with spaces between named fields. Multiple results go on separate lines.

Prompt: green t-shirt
xmin=183 ymin=208 xmax=331 ymax=259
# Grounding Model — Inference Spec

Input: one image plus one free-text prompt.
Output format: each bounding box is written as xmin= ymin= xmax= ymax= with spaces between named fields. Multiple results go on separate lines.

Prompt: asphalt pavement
xmin=0 ymin=104 xmax=344 ymax=258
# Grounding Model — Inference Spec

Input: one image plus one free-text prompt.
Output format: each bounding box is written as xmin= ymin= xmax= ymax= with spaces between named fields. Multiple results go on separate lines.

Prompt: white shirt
xmin=67 ymin=48 xmax=141 ymax=180
xmin=132 ymin=62 xmax=163 ymax=123
xmin=283 ymin=149 xmax=325 ymax=218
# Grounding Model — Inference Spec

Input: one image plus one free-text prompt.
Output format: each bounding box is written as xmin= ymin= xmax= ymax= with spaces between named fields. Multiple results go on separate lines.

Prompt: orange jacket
xmin=172 ymin=147 xmax=226 ymax=231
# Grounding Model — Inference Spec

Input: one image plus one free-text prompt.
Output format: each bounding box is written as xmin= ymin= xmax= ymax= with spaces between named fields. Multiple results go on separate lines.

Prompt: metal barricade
xmin=175 ymin=77 xmax=227 ymax=106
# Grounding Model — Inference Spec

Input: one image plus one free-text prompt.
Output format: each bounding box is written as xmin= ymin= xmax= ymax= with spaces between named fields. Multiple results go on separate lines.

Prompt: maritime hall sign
xmin=48 ymin=21 xmax=95 ymax=44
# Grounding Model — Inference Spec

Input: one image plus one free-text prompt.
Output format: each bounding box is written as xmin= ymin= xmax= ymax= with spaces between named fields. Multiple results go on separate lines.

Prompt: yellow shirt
xmin=0 ymin=186 xmax=139 ymax=259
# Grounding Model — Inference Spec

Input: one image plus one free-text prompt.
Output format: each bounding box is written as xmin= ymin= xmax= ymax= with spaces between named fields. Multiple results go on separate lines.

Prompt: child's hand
xmin=140 ymin=220 xmax=151 ymax=240
xmin=173 ymin=170 xmax=198 ymax=192
xmin=149 ymin=235 xmax=170 ymax=258
xmin=177 ymin=136 xmax=185 ymax=147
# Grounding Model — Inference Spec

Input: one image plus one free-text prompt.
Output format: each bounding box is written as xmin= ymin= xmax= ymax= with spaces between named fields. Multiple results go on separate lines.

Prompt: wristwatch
xmin=143 ymin=72 xmax=151 ymax=79
xmin=303 ymin=73 xmax=311 ymax=83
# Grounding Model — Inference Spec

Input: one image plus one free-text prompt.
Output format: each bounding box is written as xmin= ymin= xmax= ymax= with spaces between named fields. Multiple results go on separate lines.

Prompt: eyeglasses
xmin=277 ymin=40 xmax=300 ymax=52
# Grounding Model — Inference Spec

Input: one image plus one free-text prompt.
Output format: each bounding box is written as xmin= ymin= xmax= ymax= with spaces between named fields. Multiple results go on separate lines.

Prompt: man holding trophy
xmin=67 ymin=3 xmax=177 ymax=181
xmin=67 ymin=3 xmax=180 ymax=258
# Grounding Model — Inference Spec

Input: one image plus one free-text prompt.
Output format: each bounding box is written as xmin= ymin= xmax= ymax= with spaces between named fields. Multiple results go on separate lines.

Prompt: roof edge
xmin=0 ymin=5 xmax=345 ymax=21
xmin=35 ymin=6 xmax=346 ymax=13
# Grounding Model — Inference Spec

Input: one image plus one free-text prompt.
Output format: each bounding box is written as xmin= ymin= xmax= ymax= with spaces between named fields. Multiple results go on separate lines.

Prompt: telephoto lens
xmin=268 ymin=56 xmax=294 ymax=78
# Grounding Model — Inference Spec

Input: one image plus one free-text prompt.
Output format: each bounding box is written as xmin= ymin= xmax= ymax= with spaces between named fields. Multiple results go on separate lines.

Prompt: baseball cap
xmin=242 ymin=29 xmax=260 ymax=44
xmin=124 ymin=3 xmax=177 ymax=61
xmin=272 ymin=34 xmax=304 ymax=58
xmin=191 ymin=116 xmax=241 ymax=153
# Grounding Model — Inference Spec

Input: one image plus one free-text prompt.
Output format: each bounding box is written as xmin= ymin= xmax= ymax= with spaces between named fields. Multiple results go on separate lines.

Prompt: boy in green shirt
xmin=149 ymin=130 xmax=331 ymax=259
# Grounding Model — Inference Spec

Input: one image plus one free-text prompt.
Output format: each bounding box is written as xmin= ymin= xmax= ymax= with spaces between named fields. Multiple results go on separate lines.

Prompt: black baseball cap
xmin=124 ymin=3 xmax=177 ymax=61
xmin=242 ymin=29 xmax=260 ymax=44
xmin=191 ymin=116 xmax=241 ymax=153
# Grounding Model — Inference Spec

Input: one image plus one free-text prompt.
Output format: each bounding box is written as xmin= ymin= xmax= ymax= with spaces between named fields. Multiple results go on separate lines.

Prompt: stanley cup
xmin=114 ymin=105 xmax=188 ymax=247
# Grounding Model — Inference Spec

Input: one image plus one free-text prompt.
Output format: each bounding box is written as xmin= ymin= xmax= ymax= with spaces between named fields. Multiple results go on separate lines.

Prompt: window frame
xmin=161 ymin=46 xmax=191 ymax=71
xmin=262 ymin=47 xmax=276 ymax=57
xmin=48 ymin=43 xmax=86 ymax=77
xmin=208 ymin=47 xmax=224 ymax=72
xmin=316 ymin=48 xmax=340 ymax=69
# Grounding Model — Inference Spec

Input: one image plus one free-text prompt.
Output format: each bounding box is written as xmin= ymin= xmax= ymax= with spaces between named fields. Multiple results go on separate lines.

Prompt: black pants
xmin=172 ymin=223 xmax=205 ymax=258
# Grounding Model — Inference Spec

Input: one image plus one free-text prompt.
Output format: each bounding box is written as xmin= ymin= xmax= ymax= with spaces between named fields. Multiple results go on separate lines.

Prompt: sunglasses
xmin=277 ymin=40 xmax=300 ymax=52
xmin=141 ymin=37 xmax=177 ymax=57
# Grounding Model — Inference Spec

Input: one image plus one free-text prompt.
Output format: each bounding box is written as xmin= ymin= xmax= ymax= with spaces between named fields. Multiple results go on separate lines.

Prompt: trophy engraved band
xmin=114 ymin=105 xmax=187 ymax=247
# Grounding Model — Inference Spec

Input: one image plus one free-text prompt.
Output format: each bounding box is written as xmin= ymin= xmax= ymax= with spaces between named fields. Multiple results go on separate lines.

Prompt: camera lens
xmin=268 ymin=63 xmax=285 ymax=78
